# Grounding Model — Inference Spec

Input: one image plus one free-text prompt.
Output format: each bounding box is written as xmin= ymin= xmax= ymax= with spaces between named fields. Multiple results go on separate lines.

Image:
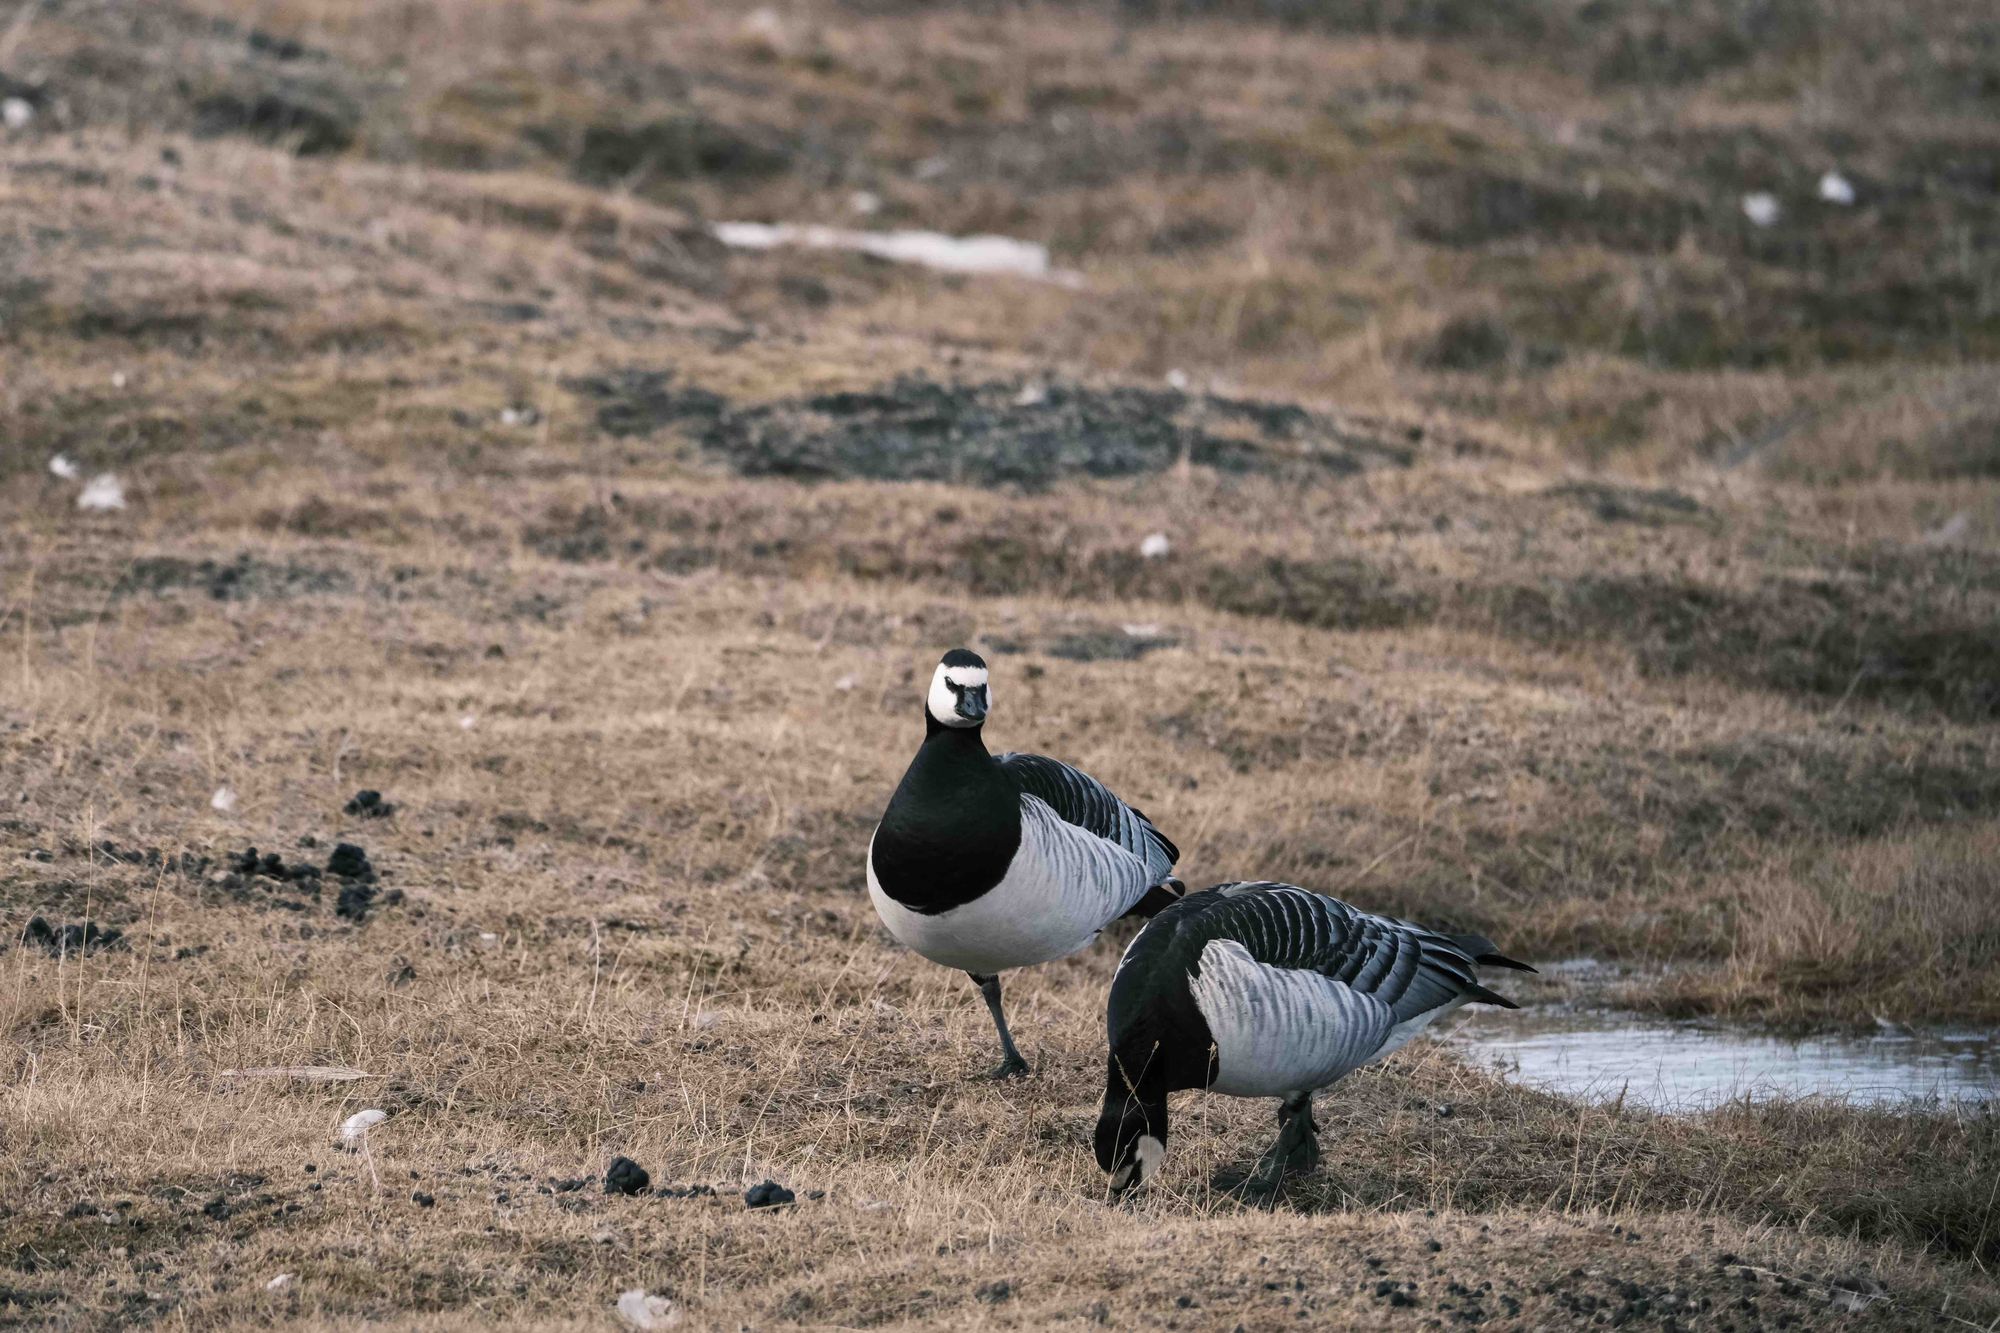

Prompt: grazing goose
xmin=867 ymin=648 xmax=1183 ymax=1078
xmin=1095 ymin=881 xmax=1531 ymax=1199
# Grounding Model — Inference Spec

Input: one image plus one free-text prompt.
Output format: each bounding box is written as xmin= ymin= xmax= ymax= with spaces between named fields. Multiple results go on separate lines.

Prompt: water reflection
xmin=1444 ymin=1006 xmax=1999 ymax=1110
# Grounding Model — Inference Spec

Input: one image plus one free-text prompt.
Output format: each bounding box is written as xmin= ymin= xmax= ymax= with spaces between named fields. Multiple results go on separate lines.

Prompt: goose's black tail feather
xmin=1450 ymin=932 xmax=1538 ymax=974
xmin=1123 ymin=877 xmax=1187 ymax=919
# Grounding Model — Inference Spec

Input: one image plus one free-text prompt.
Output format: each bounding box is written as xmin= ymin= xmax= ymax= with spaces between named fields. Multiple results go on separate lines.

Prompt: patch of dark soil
xmin=560 ymin=369 xmax=728 ymax=440
xmin=226 ymin=847 xmax=323 ymax=886
xmin=527 ymin=115 xmax=790 ymax=186
xmin=14 ymin=918 xmax=124 ymax=957
xmin=654 ymin=1183 xmax=718 ymax=1199
xmin=84 ymin=840 xmax=211 ymax=876
xmin=343 ymin=790 xmax=396 ymax=819
xmin=1412 ymin=168 xmax=1699 ymax=253
xmin=988 ymin=624 xmax=1173 ymax=662
xmin=113 ymin=553 xmax=351 ymax=602
xmin=1413 ymin=314 xmax=1564 ymax=374
xmin=1543 ymin=481 xmax=1703 ymax=525
xmin=696 ymin=375 xmax=1411 ymax=489
xmin=1483 ymin=574 xmax=2000 ymax=720
xmin=192 ymin=81 xmax=359 ymax=155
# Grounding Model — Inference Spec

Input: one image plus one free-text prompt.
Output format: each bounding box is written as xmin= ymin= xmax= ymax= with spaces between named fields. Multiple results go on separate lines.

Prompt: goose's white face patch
xmin=926 ymin=663 xmax=992 ymax=727
xmin=1110 ymin=1133 xmax=1166 ymax=1192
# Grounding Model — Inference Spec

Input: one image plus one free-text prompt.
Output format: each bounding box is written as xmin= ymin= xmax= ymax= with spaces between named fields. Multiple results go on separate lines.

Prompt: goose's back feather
xmin=996 ymin=752 xmax=1178 ymax=885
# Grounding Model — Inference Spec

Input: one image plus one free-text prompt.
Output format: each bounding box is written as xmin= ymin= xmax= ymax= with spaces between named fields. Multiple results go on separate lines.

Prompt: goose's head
xmin=926 ymin=648 xmax=992 ymax=729
xmin=1095 ymin=1055 xmax=1168 ymax=1200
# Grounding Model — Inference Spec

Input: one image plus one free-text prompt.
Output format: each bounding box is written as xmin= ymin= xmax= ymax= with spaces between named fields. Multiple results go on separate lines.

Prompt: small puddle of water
xmin=1444 ymin=1007 xmax=2000 ymax=1111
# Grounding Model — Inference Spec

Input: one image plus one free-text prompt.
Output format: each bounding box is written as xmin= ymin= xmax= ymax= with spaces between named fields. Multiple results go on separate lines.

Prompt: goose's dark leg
xmin=967 ymin=972 xmax=1029 ymax=1079
xmin=1245 ymin=1091 xmax=1319 ymax=1201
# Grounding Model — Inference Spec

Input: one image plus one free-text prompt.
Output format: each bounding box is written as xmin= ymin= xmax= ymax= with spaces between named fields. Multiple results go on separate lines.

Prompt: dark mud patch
xmin=1543 ymin=481 xmax=1703 ymax=525
xmin=113 ymin=553 xmax=352 ymax=602
xmin=193 ymin=82 xmax=358 ymax=155
xmin=560 ymin=369 xmax=727 ymax=440
xmin=13 ymin=918 xmax=124 ymax=957
xmin=527 ymin=114 xmax=791 ymax=186
xmin=986 ymin=623 xmax=1180 ymax=662
xmin=1483 ymin=574 xmax=2000 ymax=721
xmin=565 ymin=371 xmax=1412 ymax=489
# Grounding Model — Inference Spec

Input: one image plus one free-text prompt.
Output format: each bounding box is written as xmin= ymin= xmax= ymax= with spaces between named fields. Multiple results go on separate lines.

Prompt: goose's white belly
xmin=1189 ymin=939 xmax=1400 ymax=1096
xmin=867 ymin=798 xmax=1151 ymax=975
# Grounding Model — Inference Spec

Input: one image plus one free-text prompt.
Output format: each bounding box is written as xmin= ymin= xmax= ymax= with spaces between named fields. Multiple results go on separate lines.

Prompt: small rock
xmin=48 ymin=453 xmax=78 ymax=480
xmin=744 ymin=1180 xmax=795 ymax=1209
xmin=1818 ymin=171 xmax=1856 ymax=206
xmin=210 ymin=785 xmax=238 ymax=813
xmin=604 ymin=1157 xmax=651 ymax=1196
xmin=2 ymin=97 xmax=33 ymax=131
xmin=265 ymin=1273 xmax=292 ymax=1292
xmin=616 ymin=1289 xmax=682 ymax=1330
xmin=1741 ymin=192 xmax=1781 ymax=227
xmin=411 ymin=1191 xmax=435 ymax=1207
xmin=1139 ymin=532 xmax=1171 ymax=559
xmin=78 ymin=474 xmax=127 ymax=511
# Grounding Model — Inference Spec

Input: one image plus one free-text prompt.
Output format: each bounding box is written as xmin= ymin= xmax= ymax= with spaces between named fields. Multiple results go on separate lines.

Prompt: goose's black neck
xmin=870 ymin=716 xmax=1021 ymax=915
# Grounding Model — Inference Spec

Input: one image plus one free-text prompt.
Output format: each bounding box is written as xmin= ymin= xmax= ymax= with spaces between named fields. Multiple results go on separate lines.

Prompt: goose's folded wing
xmin=1191 ymin=882 xmax=1512 ymax=1023
xmin=996 ymin=752 xmax=1178 ymax=883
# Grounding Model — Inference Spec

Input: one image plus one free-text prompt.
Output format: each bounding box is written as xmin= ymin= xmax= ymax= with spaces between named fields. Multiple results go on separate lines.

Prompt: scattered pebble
xmin=1013 ymin=381 xmax=1047 ymax=408
xmin=16 ymin=917 xmax=124 ymax=957
xmin=458 ymin=714 xmax=479 ymax=730
xmin=211 ymin=785 xmax=238 ymax=814
xmin=110 ymin=370 xmax=128 ymax=389
xmin=605 ymin=1157 xmax=651 ymax=1196
xmin=1139 ymin=532 xmax=1171 ymax=559
xmin=411 ymin=1191 xmax=435 ymax=1208
xmin=264 ymin=1273 xmax=293 ymax=1292
xmin=1818 ymin=170 xmax=1856 ymax=206
xmin=744 ymin=1180 xmax=795 ymax=1209
xmin=2 ymin=97 xmax=33 ymax=131
xmin=653 ymin=1183 xmax=717 ymax=1199
xmin=848 ymin=190 xmax=881 ymax=216
xmin=833 ymin=674 xmax=858 ymax=692
xmin=77 ymin=473 xmax=127 ymax=511
xmin=47 ymin=453 xmax=78 ymax=480
xmin=498 ymin=405 xmax=540 ymax=428
xmin=343 ymin=789 xmax=396 ymax=819
xmin=1165 ymin=368 xmax=1190 ymax=390
xmin=338 ymin=1109 xmax=388 ymax=1146
xmin=616 ymin=1289 xmax=682 ymax=1330
xmin=1741 ymin=192 xmax=1781 ymax=227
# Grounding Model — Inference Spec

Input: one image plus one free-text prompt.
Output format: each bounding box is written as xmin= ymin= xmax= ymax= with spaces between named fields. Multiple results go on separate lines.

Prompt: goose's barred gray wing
xmin=995 ymin=752 xmax=1178 ymax=883
xmin=1176 ymin=882 xmax=1522 ymax=1021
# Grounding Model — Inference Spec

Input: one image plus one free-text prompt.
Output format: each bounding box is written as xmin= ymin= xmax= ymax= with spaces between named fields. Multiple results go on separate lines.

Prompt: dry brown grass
xmin=3 ymin=0 xmax=1999 ymax=1326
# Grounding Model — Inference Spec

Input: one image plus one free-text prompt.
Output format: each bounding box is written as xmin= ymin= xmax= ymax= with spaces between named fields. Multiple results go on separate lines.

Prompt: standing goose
xmin=868 ymin=649 xmax=1183 ymax=1078
xmin=1096 ymin=881 xmax=1531 ymax=1199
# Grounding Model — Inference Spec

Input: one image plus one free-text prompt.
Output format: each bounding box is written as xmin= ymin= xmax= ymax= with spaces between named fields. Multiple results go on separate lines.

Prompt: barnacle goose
xmin=1096 ymin=881 xmax=1531 ymax=1199
xmin=867 ymin=648 xmax=1184 ymax=1078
